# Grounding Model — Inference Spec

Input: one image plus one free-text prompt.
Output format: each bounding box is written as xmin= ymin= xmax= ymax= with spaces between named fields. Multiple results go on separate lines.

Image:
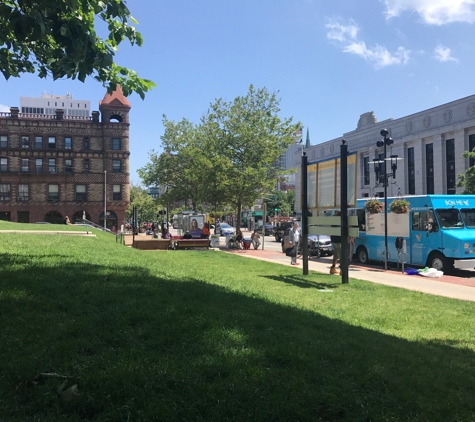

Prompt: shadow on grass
xmin=261 ymin=274 xmax=340 ymax=290
xmin=0 ymin=252 xmax=474 ymax=421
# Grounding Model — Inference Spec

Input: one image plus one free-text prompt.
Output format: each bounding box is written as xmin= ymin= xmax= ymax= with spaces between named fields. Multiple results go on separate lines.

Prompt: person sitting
xmin=251 ymin=230 xmax=261 ymax=250
xmin=201 ymin=222 xmax=210 ymax=239
xmin=162 ymin=229 xmax=172 ymax=239
xmin=182 ymin=231 xmax=192 ymax=239
xmin=234 ymin=229 xmax=244 ymax=249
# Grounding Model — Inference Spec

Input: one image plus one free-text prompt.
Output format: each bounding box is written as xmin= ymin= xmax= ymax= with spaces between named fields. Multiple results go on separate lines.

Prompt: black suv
xmin=274 ymin=221 xmax=294 ymax=242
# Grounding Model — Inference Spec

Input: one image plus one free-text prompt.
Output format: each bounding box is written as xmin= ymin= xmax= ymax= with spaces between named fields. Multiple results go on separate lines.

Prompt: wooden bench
xmin=174 ymin=238 xmax=210 ymax=250
xmin=133 ymin=238 xmax=171 ymax=250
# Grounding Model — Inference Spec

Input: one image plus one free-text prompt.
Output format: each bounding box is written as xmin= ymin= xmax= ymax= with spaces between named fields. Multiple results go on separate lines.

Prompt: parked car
xmin=274 ymin=221 xmax=294 ymax=242
xmin=281 ymin=227 xmax=333 ymax=257
xmin=264 ymin=224 xmax=274 ymax=236
xmin=216 ymin=223 xmax=236 ymax=237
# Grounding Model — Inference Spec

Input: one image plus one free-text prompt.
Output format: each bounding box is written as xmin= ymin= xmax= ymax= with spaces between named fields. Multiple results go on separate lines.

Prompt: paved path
xmin=221 ymin=245 xmax=475 ymax=302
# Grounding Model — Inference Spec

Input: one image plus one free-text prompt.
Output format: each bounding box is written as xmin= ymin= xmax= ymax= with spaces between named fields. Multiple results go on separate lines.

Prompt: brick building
xmin=0 ymin=87 xmax=131 ymax=228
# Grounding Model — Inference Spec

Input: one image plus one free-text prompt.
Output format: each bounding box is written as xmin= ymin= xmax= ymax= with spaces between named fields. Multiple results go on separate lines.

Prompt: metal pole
xmin=340 ymin=140 xmax=349 ymax=284
xmin=104 ymin=170 xmax=107 ymax=230
xmin=301 ymin=152 xmax=308 ymax=275
xmin=384 ymin=141 xmax=388 ymax=271
xmin=262 ymin=202 xmax=266 ymax=250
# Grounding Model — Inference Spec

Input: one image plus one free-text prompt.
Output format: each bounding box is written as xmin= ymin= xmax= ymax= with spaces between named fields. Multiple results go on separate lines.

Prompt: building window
xmin=18 ymin=184 xmax=29 ymax=202
xmin=21 ymin=136 xmax=29 ymax=149
xmin=75 ymin=185 xmax=87 ymax=201
xmin=0 ymin=135 xmax=7 ymax=148
xmin=48 ymin=136 xmax=56 ymax=149
xmin=83 ymin=159 xmax=90 ymax=173
xmin=112 ymin=138 xmax=121 ymax=150
xmin=446 ymin=139 xmax=455 ymax=194
xmin=112 ymin=159 xmax=121 ymax=173
xmin=64 ymin=137 xmax=72 ymax=149
xmin=21 ymin=159 xmax=29 ymax=173
xmin=0 ymin=184 xmax=11 ymax=201
xmin=34 ymin=136 xmax=43 ymax=149
xmin=426 ymin=143 xmax=434 ymax=194
xmin=65 ymin=159 xmax=73 ymax=174
xmin=469 ymin=134 xmax=475 ymax=168
xmin=83 ymin=138 xmax=90 ymax=150
xmin=48 ymin=184 xmax=59 ymax=202
xmin=363 ymin=157 xmax=370 ymax=185
xmin=36 ymin=158 xmax=43 ymax=173
xmin=113 ymin=185 xmax=122 ymax=200
xmin=0 ymin=158 xmax=7 ymax=172
xmin=407 ymin=147 xmax=415 ymax=195
xmin=48 ymin=158 xmax=56 ymax=174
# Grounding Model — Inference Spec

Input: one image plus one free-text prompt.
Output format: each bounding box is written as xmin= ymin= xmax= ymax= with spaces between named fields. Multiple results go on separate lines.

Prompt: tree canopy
xmin=457 ymin=150 xmax=475 ymax=193
xmin=139 ymin=85 xmax=300 ymax=228
xmin=0 ymin=0 xmax=155 ymax=98
xmin=126 ymin=185 xmax=158 ymax=224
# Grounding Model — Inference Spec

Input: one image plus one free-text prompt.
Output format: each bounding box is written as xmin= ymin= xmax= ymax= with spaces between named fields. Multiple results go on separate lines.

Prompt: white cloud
xmin=325 ymin=18 xmax=410 ymax=69
xmin=344 ymin=42 xmax=410 ymax=68
xmin=325 ymin=19 xmax=359 ymax=42
xmin=0 ymin=104 xmax=10 ymax=112
xmin=434 ymin=44 xmax=458 ymax=61
xmin=384 ymin=0 xmax=475 ymax=25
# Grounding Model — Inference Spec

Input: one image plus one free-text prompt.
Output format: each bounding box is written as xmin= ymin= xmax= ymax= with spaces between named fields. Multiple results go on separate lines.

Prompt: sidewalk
xmin=221 ymin=243 xmax=475 ymax=302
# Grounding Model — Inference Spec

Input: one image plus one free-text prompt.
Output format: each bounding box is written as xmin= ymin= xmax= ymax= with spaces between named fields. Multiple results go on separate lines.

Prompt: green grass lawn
xmin=0 ymin=221 xmax=474 ymax=421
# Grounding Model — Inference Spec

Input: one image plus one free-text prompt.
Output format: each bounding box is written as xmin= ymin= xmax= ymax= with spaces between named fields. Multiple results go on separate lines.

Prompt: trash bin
xmin=242 ymin=238 xmax=251 ymax=250
xmin=225 ymin=234 xmax=231 ymax=248
xmin=210 ymin=234 xmax=220 ymax=248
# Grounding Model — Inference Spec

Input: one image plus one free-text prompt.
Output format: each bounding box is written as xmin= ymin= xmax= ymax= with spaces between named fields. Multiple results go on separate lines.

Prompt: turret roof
xmin=100 ymin=85 xmax=131 ymax=108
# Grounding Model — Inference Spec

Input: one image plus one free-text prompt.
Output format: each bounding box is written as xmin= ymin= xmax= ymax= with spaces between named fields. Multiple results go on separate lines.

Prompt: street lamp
xmin=372 ymin=129 xmax=402 ymax=270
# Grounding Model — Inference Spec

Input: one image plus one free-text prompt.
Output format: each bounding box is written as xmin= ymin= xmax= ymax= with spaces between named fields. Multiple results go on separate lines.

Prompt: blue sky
xmin=1 ymin=0 xmax=474 ymax=184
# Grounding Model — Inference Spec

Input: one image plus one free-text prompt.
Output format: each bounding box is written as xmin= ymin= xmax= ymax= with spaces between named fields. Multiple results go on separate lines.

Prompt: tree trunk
xmin=236 ymin=203 xmax=242 ymax=231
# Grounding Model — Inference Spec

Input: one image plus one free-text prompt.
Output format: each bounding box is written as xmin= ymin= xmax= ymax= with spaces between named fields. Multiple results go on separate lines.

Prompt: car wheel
xmin=356 ymin=246 xmax=369 ymax=264
xmin=426 ymin=252 xmax=449 ymax=272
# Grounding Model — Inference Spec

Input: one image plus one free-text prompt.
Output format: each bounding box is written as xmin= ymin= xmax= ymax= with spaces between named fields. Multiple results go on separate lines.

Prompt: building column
xmin=414 ymin=138 xmax=424 ymax=194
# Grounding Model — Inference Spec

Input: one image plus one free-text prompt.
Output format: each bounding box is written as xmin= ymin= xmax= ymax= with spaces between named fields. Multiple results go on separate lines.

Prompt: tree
xmin=457 ymin=150 xmax=475 ymax=193
xmin=126 ymin=185 xmax=158 ymax=224
xmin=138 ymin=117 xmax=211 ymax=211
xmin=203 ymin=85 xmax=301 ymax=229
xmin=0 ymin=0 xmax=155 ymax=98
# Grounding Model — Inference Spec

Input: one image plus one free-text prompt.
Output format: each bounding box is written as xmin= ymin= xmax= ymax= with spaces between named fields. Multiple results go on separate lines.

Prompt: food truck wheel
xmin=426 ymin=252 xmax=447 ymax=272
xmin=356 ymin=246 xmax=369 ymax=264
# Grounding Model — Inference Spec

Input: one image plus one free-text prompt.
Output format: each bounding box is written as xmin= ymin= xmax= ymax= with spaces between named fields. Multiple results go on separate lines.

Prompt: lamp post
xmin=373 ymin=129 xmax=402 ymax=271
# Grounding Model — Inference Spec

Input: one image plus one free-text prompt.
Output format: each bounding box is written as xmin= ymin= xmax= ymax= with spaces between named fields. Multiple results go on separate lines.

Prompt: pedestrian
xmin=348 ymin=236 xmax=355 ymax=265
xmin=330 ymin=211 xmax=341 ymax=275
xmin=289 ymin=221 xmax=300 ymax=265
xmin=251 ymin=229 xmax=261 ymax=249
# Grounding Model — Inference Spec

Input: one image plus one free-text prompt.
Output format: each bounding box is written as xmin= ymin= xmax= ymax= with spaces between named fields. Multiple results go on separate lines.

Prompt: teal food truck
xmin=354 ymin=195 xmax=475 ymax=272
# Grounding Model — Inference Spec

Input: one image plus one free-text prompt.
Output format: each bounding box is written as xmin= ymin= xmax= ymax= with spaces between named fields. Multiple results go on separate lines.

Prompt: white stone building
xmin=295 ymin=94 xmax=475 ymax=213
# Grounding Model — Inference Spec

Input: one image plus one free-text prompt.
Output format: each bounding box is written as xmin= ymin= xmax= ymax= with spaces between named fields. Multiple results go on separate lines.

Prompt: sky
xmin=1 ymin=0 xmax=474 ymax=185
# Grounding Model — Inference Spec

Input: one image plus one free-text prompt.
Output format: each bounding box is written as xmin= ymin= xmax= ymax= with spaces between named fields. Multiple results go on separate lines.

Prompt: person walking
xmin=289 ymin=221 xmax=300 ymax=265
xmin=330 ymin=212 xmax=341 ymax=275
xmin=251 ymin=230 xmax=261 ymax=249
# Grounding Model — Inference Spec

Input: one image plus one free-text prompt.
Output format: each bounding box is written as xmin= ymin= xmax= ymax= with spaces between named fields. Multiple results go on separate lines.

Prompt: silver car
xmin=216 ymin=223 xmax=236 ymax=237
xmin=281 ymin=227 xmax=333 ymax=257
